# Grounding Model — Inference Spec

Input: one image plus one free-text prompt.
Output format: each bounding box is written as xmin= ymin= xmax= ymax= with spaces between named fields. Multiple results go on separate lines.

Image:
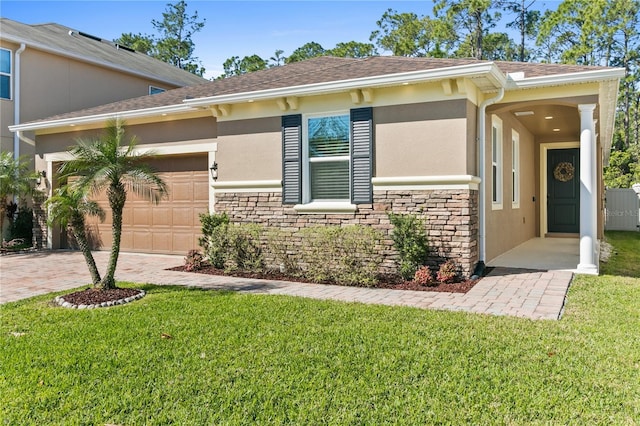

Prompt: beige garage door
xmin=86 ymin=155 xmax=209 ymax=255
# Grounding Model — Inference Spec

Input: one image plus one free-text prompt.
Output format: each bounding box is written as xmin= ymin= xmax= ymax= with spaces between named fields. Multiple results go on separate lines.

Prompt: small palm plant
xmin=0 ymin=152 xmax=39 ymax=239
xmin=45 ymin=185 xmax=105 ymax=286
xmin=59 ymin=119 xmax=167 ymax=289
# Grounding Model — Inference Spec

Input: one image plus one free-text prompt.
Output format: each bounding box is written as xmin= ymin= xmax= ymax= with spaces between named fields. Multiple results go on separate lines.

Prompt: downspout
xmin=473 ymin=86 xmax=504 ymax=278
xmin=13 ymin=43 xmax=26 ymax=161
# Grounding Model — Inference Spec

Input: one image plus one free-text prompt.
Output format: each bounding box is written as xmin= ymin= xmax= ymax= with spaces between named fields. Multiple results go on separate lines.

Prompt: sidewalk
xmin=0 ymin=251 xmax=573 ymax=320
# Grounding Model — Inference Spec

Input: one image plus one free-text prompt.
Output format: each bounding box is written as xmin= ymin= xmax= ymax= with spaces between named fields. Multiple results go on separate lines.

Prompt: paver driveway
xmin=0 ymin=251 xmax=573 ymax=320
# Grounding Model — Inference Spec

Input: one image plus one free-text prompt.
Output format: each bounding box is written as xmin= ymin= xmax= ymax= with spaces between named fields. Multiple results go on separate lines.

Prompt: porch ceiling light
xmin=553 ymin=128 xmax=561 ymax=132
xmin=514 ymin=111 xmax=534 ymax=116
xmin=545 ymin=116 xmax=554 ymax=120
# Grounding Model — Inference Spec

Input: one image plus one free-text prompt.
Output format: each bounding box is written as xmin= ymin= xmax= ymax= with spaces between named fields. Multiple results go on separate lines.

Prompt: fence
xmin=605 ymin=188 xmax=640 ymax=231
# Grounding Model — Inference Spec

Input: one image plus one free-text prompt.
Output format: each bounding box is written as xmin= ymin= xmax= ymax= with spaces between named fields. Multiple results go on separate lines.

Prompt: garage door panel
xmin=194 ymin=180 xmax=209 ymax=202
xmin=172 ymin=207 xmax=195 ymax=226
xmin=70 ymin=155 xmax=208 ymax=255
xmin=133 ymin=207 xmax=152 ymax=226
xmin=153 ymin=207 xmax=172 ymax=226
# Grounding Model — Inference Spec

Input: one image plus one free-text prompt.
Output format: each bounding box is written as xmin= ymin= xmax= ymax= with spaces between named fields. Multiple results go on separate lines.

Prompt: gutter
xmin=475 ymin=87 xmax=504 ymax=278
xmin=13 ymin=43 xmax=26 ymax=160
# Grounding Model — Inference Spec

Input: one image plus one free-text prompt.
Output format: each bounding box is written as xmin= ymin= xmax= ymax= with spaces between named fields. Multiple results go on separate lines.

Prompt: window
xmin=149 ymin=86 xmax=166 ymax=95
xmin=0 ymin=48 xmax=11 ymax=100
xmin=305 ymin=114 xmax=350 ymax=201
xmin=491 ymin=116 xmax=503 ymax=209
xmin=512 ymin=130 xmax=520 ymax=208
xmin=282 ymin=108 xmax=373 ymax=207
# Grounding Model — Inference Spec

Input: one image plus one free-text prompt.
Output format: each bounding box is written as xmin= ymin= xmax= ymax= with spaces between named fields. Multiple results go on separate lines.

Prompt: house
xmin=10 ymin=56 xmax=624 ymax=275
xmin=0 ymin=17 xmax=206 ymax=158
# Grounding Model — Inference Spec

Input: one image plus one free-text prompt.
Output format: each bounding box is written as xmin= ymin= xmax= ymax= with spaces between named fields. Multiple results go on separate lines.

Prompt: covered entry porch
xmin=486 ymin=97 xmax=605 ymax=274
xmin=487 ymin=237 xmax=580 ymax=272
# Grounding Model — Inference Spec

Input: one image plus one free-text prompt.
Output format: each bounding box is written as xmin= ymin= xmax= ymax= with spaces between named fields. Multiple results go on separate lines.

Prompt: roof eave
xmin=0 ymin=33 xmax=202 ymax=87
xmin=507 ymin=68 xmax=625 ymax=89
xmin=8 ymin=104 xmax=192 ymax=133
xmin=183 ymin=62 xmax=507 ymax=107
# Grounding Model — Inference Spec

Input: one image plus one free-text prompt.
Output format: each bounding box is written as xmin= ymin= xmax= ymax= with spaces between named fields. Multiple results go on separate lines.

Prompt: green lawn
xmin=2 ymin=233 xmax=639 ymax=424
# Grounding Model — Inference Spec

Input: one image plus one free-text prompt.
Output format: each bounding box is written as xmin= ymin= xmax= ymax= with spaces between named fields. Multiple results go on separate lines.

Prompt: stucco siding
xmin=19 ymin=49 xmax=177 ymax=123
xmin=486 ymin=112 xmax=537 ymax=261
xmin=216 ymin=117 xmax=281 ymax=181
xmin=374 ymin=100 xmax=469 ymax=177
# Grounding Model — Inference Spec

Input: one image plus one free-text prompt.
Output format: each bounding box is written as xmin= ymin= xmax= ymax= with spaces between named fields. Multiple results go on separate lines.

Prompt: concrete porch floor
xmin=488 ymin=237 xmax=580 ymax=272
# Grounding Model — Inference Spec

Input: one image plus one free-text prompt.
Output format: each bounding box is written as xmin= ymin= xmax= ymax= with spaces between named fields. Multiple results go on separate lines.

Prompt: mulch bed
xmin=168 ymin=264 xmax=480 ymax=294
xmin=59 ymin=288 xmax=143 ymax=306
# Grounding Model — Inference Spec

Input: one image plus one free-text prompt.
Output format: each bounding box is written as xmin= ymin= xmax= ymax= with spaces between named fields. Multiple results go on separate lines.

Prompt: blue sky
xmin=1 ymin=1 xmax=560 ymax=78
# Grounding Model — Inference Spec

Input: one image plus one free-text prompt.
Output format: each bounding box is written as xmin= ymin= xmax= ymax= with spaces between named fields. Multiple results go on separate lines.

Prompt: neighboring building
xmin=10 ymin=56 xmax=624 ymax=275
xmin=0 ymin=17 xmax=206 ymax=159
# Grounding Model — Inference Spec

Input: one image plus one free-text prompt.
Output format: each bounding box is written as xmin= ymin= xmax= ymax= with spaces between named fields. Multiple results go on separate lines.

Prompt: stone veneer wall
xmin=215 ymin=189 xmax=479 ymax=277
xmin=32 ymin=201 xmax=47 ymax=250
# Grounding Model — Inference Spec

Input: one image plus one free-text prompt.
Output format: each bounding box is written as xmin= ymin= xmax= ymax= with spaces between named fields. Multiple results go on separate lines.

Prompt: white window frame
xmin=491 ymin=115 xmax=503 ymax=210
xmin=0 ymin=48 xmax=12 ymax=100
xmin=511 ymin=130 xmax=520 ymax=209
xmin=302 ymin=111 xmax=351 ymax=204
xmin=149 ymin=85 xmax=166 ymax=95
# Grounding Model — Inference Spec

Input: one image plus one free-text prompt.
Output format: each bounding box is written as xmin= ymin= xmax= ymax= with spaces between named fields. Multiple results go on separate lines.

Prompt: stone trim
xmin=215 ymin=189 xmax=478 ymax=277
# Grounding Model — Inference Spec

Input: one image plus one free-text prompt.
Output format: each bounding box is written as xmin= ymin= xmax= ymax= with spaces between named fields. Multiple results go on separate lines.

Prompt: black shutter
xmin=282 ymin=114 xmax=302 ymax=205
xmin=350 ymin=107 xmax=373 ymax=204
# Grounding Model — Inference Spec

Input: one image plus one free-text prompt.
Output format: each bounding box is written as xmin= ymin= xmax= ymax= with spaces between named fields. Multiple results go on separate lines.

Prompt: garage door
xmin=85 ymin=154 xmax=209 ymax=255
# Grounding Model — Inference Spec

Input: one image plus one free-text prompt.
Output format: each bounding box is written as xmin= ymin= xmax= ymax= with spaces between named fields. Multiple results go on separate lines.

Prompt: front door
xmin=547 ymin=148 xmax=580 ymax=233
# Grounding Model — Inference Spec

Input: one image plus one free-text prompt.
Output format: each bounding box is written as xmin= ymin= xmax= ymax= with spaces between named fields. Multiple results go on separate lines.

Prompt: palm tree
xmin=45 ymin=185 xmax=105 ymax=286
xmin=0 ymin=152 xmax=39 ymax=240
xmin=59 ymin=119 xmax=167 ymax=289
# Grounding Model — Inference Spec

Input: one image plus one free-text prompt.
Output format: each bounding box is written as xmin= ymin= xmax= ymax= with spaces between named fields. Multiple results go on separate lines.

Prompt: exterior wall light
xmin=36 ymin=170 xmax=46 ymax=185
xmin=210 ymin=162 xmax=218 ymax=181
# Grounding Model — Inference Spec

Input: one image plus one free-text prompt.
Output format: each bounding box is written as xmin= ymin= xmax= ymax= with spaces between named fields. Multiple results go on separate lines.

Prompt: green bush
xmin=198 ymin=213 xmax=230 ymax=269
xmin=388 ymin=213 xmax=429 ymax=280
xmin=225 ymin=223 xmax=264 ymax=272
xmin=265 ymin=228 xmax=301 ymax=275
xmin=300 ymin=225 xmax=383 ymax=286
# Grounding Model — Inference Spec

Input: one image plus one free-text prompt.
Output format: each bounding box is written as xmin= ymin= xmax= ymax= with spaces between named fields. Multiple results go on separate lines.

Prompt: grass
xmin=600 ymin=230 xmax=640 ymax=277
xmin=1 ymin=234 xmax=639 ymax=424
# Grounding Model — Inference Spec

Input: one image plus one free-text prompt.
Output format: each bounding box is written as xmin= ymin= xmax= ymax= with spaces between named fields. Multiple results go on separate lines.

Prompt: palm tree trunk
xmin=70 ymin=217 xmax=101 ymax=286
xmin=100 ymin=184 xmax=126 ymax=290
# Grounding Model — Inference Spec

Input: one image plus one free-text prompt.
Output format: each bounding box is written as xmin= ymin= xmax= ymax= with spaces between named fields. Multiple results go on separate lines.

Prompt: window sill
xmin=293 ymin=202 xmax=357 ymax=214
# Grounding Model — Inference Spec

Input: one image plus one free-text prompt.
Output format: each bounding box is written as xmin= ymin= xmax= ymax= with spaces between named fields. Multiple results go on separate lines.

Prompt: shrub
xmin=184 ymin=249 xmax=204 ymax=272
xmin=437 ymin=260 xmax=458 ymax=284
xmin=388 ymin=213 xmax=429 ymax=280
xmin=225 ymin=223 xmax=264 ymax=272
xmin=265 ymin=228 xmax=301 ymax=275
xmin=300 ymin=225 xmax=383 ymax=286
xmin=413 ymin=266 xmax=435 ymax=286
xmin=198 ymin=213 xmax=230 ymax=269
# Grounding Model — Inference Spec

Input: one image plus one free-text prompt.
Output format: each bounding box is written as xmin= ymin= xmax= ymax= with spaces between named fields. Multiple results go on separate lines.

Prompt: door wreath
xmin=553 ymin=162 xmax=575 ymax=182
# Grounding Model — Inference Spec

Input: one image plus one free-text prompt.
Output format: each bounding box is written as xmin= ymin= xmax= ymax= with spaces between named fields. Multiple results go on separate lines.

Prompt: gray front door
xmin=547 ymin=148 xmax=580 ymax=233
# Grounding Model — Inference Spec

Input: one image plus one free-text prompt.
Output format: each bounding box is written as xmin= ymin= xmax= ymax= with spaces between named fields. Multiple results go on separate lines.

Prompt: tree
xmin=269 ymin=49 xmax=286 ymax=67
xmin=479 ymin=32 xmax=519 ymax=61
xmin=370 ymin=9 xmax=454 ymax=57
xmin=329 ymin=41 xmax=378 ymax=58
xmin=60 ymin=120 xmax=167 ymax=289
xmin=115 ymin=1 xmax=206 ymax=76
xmin=604 ymin=148 xmax=640 ymax=188
xmin=504 ymin=0 xmax=541 ymax=62
xmin=0 ymin=152 xmax=38 ymax=240
xmin=434 ymin=0 xmax=502 ymax=59
xmin=285 ymin=42 xmax=326 ymax=64
xmin=220 ymin=54 xmax=268 ymax=78
xmin=45 ymin=185 xmax=104 ymax=285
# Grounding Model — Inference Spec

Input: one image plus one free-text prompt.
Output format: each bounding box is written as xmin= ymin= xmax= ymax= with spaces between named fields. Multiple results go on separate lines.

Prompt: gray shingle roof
xmin=22 ymin=56 xmax=614 ymax=124
xmin=0 ymin=18 xmax=206 ymax=87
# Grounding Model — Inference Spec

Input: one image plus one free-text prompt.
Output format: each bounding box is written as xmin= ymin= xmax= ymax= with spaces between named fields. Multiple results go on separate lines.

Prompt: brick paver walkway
xmin=0 ymin=251 xmax=573 ymax=320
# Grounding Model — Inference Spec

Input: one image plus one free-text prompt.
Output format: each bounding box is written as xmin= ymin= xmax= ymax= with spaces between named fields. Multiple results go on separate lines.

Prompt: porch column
xmin=577 ymin=104 xmax=598 ymax=274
